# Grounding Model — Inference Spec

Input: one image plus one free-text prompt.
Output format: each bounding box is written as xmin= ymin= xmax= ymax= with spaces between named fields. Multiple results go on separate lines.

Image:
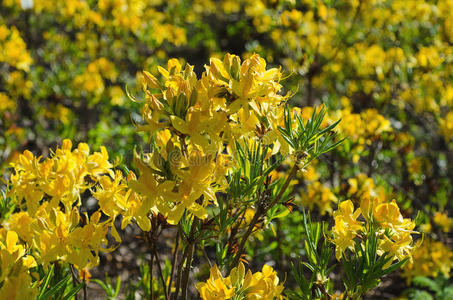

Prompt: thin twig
xmin=181 ymin=218 xmax=199 ymax=300
xmin=167 ymin=229 xmax=180 ymax=297
xmin=70 ymin=264 xmax=79 ymax=300
xmin=172 ymin=244 xmax=189 ymax=300
xmin=181 ymin=242 xmax=195 ymax=300
xmin=201 ymin=244 xmax=213 ymax=268
xmin=153 ymin=247 xmax=169 ymax=300
xmin=83 ymin=279 xmax=87 ymax=300
xmin=149 ymin=251 xmax=154 ymax=300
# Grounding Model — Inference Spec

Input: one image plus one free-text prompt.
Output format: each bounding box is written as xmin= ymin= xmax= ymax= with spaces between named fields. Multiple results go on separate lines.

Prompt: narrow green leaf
xmin=39 ymin=274 xmax=71 ymax=300
xmin=63 ymin=283 xmax=84 ymax=300
xmin=38 ymin=264 xmax=55 ymax=299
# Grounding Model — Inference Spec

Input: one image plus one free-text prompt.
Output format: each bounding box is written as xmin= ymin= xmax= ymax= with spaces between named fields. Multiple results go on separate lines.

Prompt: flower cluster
xmin=332 ymin=199 xmax=417 ymax=262
xmin=196 ymin=263 xmax=285 ymax=300
xmin=5 ymin=139 xmax=125 ymax=271
xmin=132 ymin=54 xmax=290 ymax=225
xmin=0 ymin=24 xmax=32 ymax=71
xmin=0 ymin=230 xmax=38 ymax=299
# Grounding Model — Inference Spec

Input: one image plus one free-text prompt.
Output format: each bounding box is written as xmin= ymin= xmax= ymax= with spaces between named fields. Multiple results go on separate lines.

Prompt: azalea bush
xmin=1 ymin=0 xmax=453 ymax=299
xmin=1 ymin=54 xmax=419 ymax=300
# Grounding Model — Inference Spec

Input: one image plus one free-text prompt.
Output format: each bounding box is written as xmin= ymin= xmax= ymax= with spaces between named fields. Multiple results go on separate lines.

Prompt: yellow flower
xmin=242 ymin=264 xmax=285 ymax=300
xmin=332 ymin=200 xmax=363 ymax=260
xmin=197 ymin=263 xmax=285 ymax=300
xmin=196 ymin=265 xmax=234 ymax=300
xmin=6 ymin=139 xmax=127 ymax=269
xmin=0 ymin=230 xmax=39 ymax=300
xmin=0 ymin=92 xmax=16 ymax=113
xmin=373 ymin=201 xmax=403 ymax=228
xmin=433 ymin=211 xmax=453 ymax=233
xmin=378 ymin=232 xmax=415 ymax=262
xmin=0 ymin=25 xmax=33 ymax=71
xmin=373 ymin=200 xmax=415 ymax=234
xmin=439 ymin=111 xmax=453 ymax=141
xmin=93 ymin=171 xmax=130 ymax=218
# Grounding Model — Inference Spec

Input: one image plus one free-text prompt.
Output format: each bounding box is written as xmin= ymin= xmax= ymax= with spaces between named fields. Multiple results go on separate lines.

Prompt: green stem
xmin=69 ymin=264 xmax=79 ymax=300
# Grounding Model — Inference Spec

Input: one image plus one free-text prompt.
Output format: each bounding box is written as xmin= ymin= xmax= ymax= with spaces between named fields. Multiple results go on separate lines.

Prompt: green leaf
xmin=413 ymin=276 xmax=441 ymax=293
xmin=114 ymin=275 xmax=122 ymax=297
xmin=38 ymin=264 xmax=55 ymax=299
xmin=410 ymin=290 xmax=434 ymax=300
xmin=92 ymin=279 xmax=109 ymax=292
xmin=38 ymin=274 xmax=71 ymax=300
xmin=63 ymin=283 xmax=84 ymax=300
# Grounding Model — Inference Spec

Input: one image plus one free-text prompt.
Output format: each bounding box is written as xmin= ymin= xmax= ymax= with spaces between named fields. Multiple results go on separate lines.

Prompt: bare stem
xmin=180 ymin=218 xmax=199 ymax=300
xmin=153 ymin=248 xmax=169 ymax=300
xmin=83 ymin=279 xmax=87 ymax=300
xmin=167 ymin=229 xmax=180 ymax=297
xmin=172 ymin=242 xmax=189 ymax=300
xmin=181 ymin=242 xmax=195 ymax=300
xmin=149 ymin=251 xmax=154 ymax=300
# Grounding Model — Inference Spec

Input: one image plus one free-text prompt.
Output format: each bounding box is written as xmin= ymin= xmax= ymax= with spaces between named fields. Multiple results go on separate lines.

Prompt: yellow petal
xmin=6 ymin=231 xmax=18 ymax=252
xmin=22 ymin=255 xmax=37 ymax=269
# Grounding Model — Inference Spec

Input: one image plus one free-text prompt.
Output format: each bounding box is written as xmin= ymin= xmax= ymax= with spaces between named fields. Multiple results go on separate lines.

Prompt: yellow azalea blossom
xmin=439 ymin=111 xmax=453 ymax=141
xmin=332 ymin=217 xmax=361 ymax=261
xmin=378 ymin=232 xmax=416 ymax=262
xmin=9 ymin=139 xmax=116 ymax=215
xmin=92 ymin=170 xmax=130 ymax=218
xmin=197 ymin=263 xmax=285 ymax=300
xmin=132 ymin=53 xmax=292 ymax=225
xmin=373 ymin=200 xmax=416 ymax=234
xmin=332 ymin=195 xmax=418 ymax=263
xmin=5 ymin=140 xmax=128 ymax=269
xmin=0 ymin=230 xmax=38 ymax=300
xmin=196 ymin=265 xmax=235 ymax=300
xmin=334 ymin=200 xmax=363 ymax=232
xmin=0 ymin=25 xmax=33 ymax=71
xmin=360 ymin=196 xmax=383 ymax=221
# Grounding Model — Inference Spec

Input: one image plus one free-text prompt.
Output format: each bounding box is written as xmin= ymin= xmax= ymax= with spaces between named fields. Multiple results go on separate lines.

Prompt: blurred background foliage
xmin=1 ymin=0 xmax=453 ymax=298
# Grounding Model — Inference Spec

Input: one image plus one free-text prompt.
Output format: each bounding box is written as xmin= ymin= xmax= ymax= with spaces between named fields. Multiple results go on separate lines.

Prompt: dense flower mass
xmin=131 ymin=54 xmax=293 ymax=225
xmin=5 ymin=140 xmax=124 ymax=269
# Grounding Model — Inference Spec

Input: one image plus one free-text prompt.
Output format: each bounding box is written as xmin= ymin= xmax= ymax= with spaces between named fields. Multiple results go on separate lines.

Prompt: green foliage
xmin=92 ymin=274 xmax=121 ymax=300
xmin=405 ymin=275 xmax=453 ymax=300
xmin=37 ymin=265 xmax=84 ymax=300
xmin=278 ymin=105 xmax=344 ymax=166
xmin=287 ymin=211 xmax=334 ymax=300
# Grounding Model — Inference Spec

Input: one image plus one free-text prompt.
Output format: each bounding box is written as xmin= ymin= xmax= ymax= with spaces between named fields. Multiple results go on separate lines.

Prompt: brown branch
xmin=229 ymin=163 xmax=299 ymax=272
